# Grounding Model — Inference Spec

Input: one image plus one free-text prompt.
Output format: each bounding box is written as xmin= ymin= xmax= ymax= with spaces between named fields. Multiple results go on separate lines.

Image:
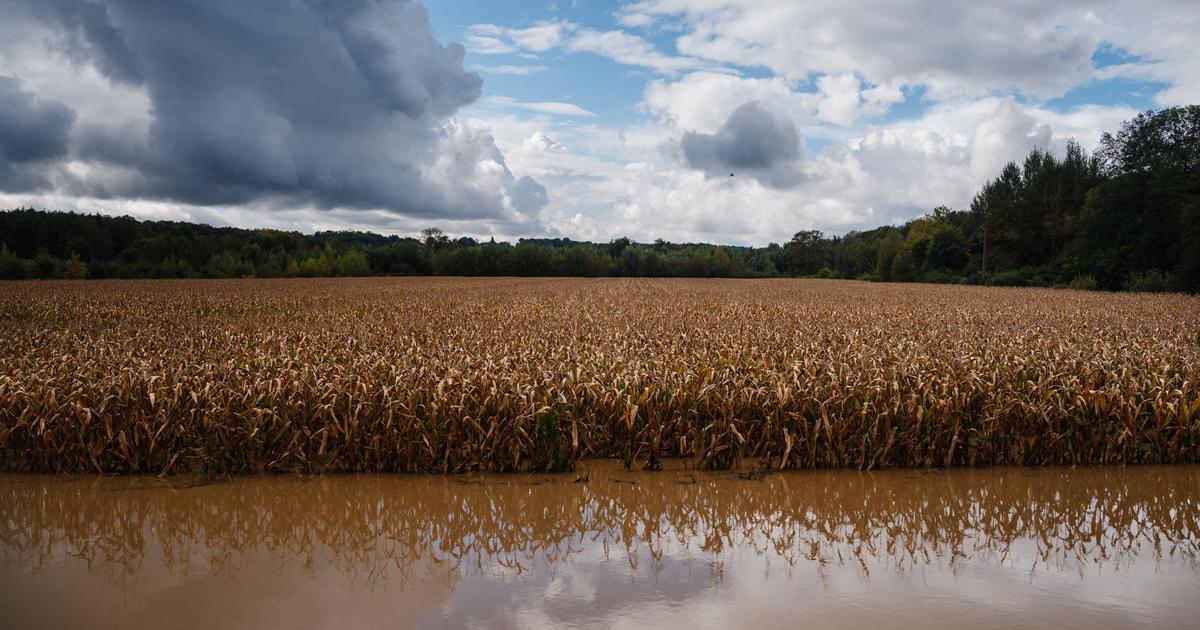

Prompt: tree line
xmin=2 ymin=106 xmax=1197 ymax=291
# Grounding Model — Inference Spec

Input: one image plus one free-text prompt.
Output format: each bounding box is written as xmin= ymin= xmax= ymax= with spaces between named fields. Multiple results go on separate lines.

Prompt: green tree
xmin=1099 ymin=105 xmax=1200 ymax=175
xmin=926 ymin=225 xmax=968 ymax=271
xmin=890 ymin=249 xmax=915 ymax=282
xmin=617 ymin=245 xmax=643 ymax=276
xmin=0 ymin=245 xmax=24 ymax=279
xmin=421 ymin=227 xmax=451 ymax=250
xmin=27 ymin=250 xmax=62 ymax=279
xmin=63 ymin=253 xmax=89 ymax=280
xmin=608 ymin=236 xmax=632 ymax=258
xmin=875 ymin=231 xmax=904 ymax=281
xmin=785 ymin=230 xmax=826 ymax=276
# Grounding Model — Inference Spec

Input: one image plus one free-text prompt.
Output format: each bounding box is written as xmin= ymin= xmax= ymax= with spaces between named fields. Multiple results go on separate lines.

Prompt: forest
xmin=1 ymin=106 xmax=1197 ymax=291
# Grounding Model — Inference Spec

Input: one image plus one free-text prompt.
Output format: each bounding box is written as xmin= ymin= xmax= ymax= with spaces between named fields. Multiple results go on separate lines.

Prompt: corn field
xmin=1 ymin=277 xmax=1198 ymax=474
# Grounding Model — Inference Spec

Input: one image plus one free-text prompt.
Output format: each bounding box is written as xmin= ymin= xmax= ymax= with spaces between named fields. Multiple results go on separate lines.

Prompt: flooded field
xmin=2 ymin=463 xmax=1198 ymax=629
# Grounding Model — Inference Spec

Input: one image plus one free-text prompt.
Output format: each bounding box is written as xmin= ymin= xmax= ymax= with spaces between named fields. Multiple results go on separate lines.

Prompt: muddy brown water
xmin=2 ymin=463 xmax=1198 ymax=629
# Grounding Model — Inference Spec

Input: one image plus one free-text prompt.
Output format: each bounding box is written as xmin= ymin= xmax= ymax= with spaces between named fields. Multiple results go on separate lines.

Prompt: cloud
xmin=643 ymin=71 xmax=816 ymax=133
xmin=620 ymin=1 xmax=1200 ymax=106
xmin=815 ymin=74 xmax=865 ymax=126
xmin=620 ymin=1 xmax=1100 ymax=100
xmin=0 ymin=76 xmax=76 ymax=190
xmin=473 ymin=65 xmax=549 ymax=76
xmin=510 ymin=175 xmax=549 ymax=213
xmin=505 ymin=20 xmax=575 ymax=52
xmin=4 ymin=0 xmax=1190 ymax=246
xmin=1 ymin=0 xmax=546 ymax=222
xmin=465 ymin=20 xmax=720 ymax=75
xmin=443 ymin=4 xmax=1195 ymax=244
xmin=486 ymin=96 xmax=596 ymax=117
xmin=565 ymin=28 xmax=717 ymax=74
xmin=969 ymin=97 xmax=1053 ymax=178
xmin=468 ymin=75 xmax=1141 ymax=247
xmin=680 ymin=101 xmax=804 ymax=187
xmin=465 ymin=20 xmax=575 ymax=55
xmin=27 ymin=0 xmax=143 ymax=85
xmin=463 ymin=24 xmax=518 ymax=55
xmin=0 ymin=77 xmax=74 ymax=164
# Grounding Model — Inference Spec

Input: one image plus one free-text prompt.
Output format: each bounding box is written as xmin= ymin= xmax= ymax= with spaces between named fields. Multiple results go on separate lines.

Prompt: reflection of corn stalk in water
xmin=2 ymin=278 xmax=1198 ymax=475
xmin=1 ymin=466 xmax=1197 ymax=587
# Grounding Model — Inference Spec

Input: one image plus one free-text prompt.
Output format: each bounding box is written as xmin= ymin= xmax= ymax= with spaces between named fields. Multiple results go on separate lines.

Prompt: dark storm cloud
xmin=320 ymin=1 xmax=481 ymax=118
xmin=32 ymin=0 xmax=143 ymax=85
xmin=0 ymin=76 xmax=75 ymax=190
xmin=7 ymin=0 xmax=545 ymax=219
xmin=680 ymin=101 xmax=804 ymax=188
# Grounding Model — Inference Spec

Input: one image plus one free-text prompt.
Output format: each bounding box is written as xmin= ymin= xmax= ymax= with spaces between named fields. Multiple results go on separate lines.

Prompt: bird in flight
xmin=729 ymin=172 xmax=734 ymax=177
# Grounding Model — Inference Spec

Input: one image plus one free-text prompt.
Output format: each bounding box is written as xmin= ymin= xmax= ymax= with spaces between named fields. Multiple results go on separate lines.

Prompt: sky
xmin=0 ymin=0 xmax=1195 ymax=245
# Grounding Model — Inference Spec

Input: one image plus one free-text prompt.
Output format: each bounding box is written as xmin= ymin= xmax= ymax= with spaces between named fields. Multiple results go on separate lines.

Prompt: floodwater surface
xmin=2 ymin=463 xmax=1198 ymax=629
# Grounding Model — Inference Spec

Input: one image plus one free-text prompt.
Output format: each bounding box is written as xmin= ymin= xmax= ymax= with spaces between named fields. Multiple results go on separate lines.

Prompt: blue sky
xmin=1 ymin=0 xmax=1196 ymax=244
xmin=433 ymin=4 xmax=647 ymax=122
xmin=431 ymin=2 xmax=1169 ymax=127
xmin=433 ymin=2 xmax=654 ymax=120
